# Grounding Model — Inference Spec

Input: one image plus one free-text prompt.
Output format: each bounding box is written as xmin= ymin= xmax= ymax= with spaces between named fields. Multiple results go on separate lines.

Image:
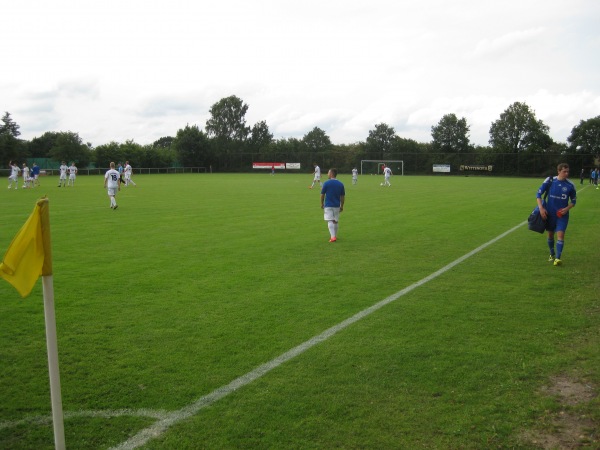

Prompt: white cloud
xmin=2 ymin=0 xmax=599 ymax=147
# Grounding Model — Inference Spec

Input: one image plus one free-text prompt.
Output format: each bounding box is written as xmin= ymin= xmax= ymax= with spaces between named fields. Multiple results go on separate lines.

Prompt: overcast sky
xmin=2 ymin=0 xmax=599 ymax=148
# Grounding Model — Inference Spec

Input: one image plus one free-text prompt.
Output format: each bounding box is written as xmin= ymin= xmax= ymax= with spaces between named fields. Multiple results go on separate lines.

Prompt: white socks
xmin=328 ymin=221 xmax=338 ymax=238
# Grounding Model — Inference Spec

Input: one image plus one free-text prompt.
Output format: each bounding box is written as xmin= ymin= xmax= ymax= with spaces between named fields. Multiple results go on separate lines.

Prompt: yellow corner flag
xmin=0 ymin=197 xmax=52 ymax=298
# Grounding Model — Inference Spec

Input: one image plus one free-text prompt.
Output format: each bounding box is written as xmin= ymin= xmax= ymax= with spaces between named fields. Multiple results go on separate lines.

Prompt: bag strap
xmin=543 ymin=177 xmax=553 ymax=201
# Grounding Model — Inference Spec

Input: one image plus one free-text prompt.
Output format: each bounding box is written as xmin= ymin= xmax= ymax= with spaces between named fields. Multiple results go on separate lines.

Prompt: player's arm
xmin=535 ymin=178 xmax=551 ymax=218
xmin=320 ymin=193 xmax=325 ymax=209
xmin=340 ymin=195 xmax=345 ymax=212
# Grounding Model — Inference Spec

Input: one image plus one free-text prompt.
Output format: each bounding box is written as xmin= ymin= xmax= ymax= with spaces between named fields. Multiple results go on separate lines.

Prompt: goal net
xmin=360 ymin=160 xmax=404 ymax=176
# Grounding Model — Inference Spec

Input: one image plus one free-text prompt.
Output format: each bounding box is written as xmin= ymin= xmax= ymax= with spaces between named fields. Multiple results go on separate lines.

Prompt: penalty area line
xmin=111 ymin=222 xmax=524 ymax=450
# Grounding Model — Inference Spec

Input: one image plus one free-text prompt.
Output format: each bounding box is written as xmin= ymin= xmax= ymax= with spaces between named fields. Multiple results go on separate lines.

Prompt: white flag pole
xmin=42 ymin=274 xmax=65 ymax=450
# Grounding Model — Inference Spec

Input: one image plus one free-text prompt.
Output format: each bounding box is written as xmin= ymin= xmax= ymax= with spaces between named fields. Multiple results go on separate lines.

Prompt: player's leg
xmin=547 ymin=237 xmax=555 ymax=260
xmin=553 ymin=217 xmax=568 ymax=265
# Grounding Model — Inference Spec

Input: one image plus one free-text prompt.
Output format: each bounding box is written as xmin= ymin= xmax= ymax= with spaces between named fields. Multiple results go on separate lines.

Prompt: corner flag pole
xmin=43 ymin=275 xmax=65 ymax=449
xmin=0 ymin=198 xmax=65 ymax=449
xmin=39 ymin=199 xmax=65 ymax=450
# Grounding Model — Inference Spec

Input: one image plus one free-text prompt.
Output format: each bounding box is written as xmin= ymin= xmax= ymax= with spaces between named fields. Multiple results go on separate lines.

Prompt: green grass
xmin=0 ymin=173 xmax=598 ymax=449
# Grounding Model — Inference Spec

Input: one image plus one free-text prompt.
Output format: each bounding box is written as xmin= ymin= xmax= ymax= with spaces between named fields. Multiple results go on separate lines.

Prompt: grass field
xmin=1 ymin=172 xmax=598 ymax=449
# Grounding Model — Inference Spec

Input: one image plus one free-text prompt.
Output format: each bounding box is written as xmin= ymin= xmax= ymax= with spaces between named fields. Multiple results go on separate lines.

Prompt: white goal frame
xmin=360 ymin=160 xmax=404 ymax=176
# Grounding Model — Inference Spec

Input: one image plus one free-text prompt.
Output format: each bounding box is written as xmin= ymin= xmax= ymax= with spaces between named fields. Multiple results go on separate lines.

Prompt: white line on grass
xmin=111 ymin=222 xmax=525 ymax=449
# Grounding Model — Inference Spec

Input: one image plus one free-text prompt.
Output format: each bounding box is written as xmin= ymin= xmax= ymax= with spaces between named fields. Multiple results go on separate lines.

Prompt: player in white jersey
xmin=58 ymin=161 xmax=68 ymax=187
xmin=124 ymin=161 xmax=137 ymax=186
xmin=104 ymin=162 xmax=121 ymax=209
xmin=381 ymin=165 xmax=392 ymax=187
xmin=352 ymin=167 xmax=358 ymax=185
xmin=67 ymin=162 xmax=78 ymax=186
xmin=22 ymin=163 xmax=31 ymax=188
xmin=309 ymin=163 xmax=321 ymax=189
xmin=7 ymin=161 xmax=20 ymax=189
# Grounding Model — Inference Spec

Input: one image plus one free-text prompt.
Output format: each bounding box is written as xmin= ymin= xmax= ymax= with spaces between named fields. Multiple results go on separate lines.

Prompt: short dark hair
xmin=329 ymin=168 xmax=338 ymax=177
xmin=557 ymin=163 xmax=569 ymax=171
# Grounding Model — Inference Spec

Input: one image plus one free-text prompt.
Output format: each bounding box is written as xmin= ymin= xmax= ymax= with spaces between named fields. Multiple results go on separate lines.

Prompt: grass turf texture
xmin=0 ymin=173 xmax=598 ymax=449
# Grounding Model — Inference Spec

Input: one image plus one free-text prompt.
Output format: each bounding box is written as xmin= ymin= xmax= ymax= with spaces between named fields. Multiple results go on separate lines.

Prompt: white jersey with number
xmin=69 ymin=165 xmax=77 ymax=178
xmin=105 ymin=169 xmax=120 ymax=189
xmin=384 ymin=167 xmax=392 ymax=178
xmin=59 ymin=165 xmax=68 ymax=179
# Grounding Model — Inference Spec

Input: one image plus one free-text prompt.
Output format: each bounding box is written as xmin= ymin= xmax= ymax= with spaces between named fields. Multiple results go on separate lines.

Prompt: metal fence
xmin=2 ymin=153 xmax=596 ymax=178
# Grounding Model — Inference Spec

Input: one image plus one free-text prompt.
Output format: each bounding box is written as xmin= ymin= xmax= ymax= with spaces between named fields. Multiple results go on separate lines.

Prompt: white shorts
xmin=314 ymin=175 xmax=320 ymax=181
xmin=323 ymin=207 xmax=340 ymax=222
xmin=107 ymin=187 xmax=118 ymax=196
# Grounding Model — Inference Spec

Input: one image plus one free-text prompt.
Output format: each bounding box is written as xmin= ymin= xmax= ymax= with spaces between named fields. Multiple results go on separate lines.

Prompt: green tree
xmin=205 ymin=96 xmax=250 ymax=160
xmin=489 ymin=102 xmax=551 ymax=153
xmin=248 ymin=120 xmax=273 ymax=153
xmin=29 ymin=132 xmax=61 ymax=158
xmin=431 ymin=113 xmax=471 ymax=153
xmin=49 ymin=131 xmax=91 ymax=167
xmin=365 ymin=123 xmax=398 ymax=155
xmin=302 ymin=127 xmax=332 ymax=153
xmin=567 ymin=116 xmax=600 ymax=154
xmin=120 ymin=139 xmax=145 ymax=166
xmin=0 ymin=112 xmax=22 ymax=163
xmin=0 ymin=112 xmax=21 ymax=137
xmin=153 ymin=136 xmax=175 ymax=149
xmin=93 ymin=141 xmax=122 ymax=168
xmin=172 ymin=124 xmax=211 ymax=167
xmin=268 ymin=137 xmax=303 ymax=161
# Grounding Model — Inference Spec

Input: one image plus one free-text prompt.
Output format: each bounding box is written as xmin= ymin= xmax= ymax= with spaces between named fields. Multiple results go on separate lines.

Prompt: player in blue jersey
xmin=536 ymin=163 xmax=577 ymax=266
xmin=320 ymin=168 xmax=345 ymax=242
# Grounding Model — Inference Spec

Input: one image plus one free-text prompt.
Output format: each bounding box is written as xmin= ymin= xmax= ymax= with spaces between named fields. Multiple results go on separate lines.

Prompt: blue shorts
xmin=546 ymin=213 xmax=569 ymax=233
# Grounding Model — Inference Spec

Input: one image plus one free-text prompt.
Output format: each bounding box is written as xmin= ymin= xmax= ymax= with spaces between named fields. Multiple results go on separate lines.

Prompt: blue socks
xmin=548 ymin=238 xmax=555 ymax=256
xmin=556 ymin=240 xmax=564 ymax=259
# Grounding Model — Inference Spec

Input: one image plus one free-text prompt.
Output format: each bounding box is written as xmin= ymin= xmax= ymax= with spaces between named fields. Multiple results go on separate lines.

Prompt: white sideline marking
xmin=111 ymin=222 xmax=524 ymax=449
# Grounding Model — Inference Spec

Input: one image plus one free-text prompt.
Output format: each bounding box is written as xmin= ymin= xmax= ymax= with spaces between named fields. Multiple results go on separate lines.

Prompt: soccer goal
xmin=360 ymin=160 xmax=404 ymax=176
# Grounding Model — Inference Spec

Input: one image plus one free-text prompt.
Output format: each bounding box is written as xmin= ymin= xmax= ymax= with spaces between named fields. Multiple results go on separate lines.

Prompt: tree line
xmin=2 ymin=96 xmax=599 ymax=174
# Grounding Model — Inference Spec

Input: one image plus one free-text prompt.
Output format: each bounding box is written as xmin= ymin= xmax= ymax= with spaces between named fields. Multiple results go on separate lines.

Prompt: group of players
xmin=310 ymin=163 xmax=392 ymax=189
xmin=311 ymin=161 xmax=577 ymax=268
xmin=7 ymin=160 xmax=137 ymax=198
xmin=6 ymin=161 xmax=41 ymax=189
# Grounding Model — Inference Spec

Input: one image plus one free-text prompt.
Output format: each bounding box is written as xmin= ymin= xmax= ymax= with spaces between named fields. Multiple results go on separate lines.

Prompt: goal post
xmin=360 ymin=160 xmax=404 ymax=176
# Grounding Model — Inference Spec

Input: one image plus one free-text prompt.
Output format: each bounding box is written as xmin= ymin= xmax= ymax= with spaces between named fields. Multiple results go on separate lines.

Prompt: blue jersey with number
xmin=536 ymin=176 xmax=576 ymax=214
xmin=321 ymin=178 xmax=345 ymax=207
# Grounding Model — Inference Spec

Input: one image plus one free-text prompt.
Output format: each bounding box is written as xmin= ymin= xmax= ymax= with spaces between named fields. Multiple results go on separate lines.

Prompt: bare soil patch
xmin=521 ymin=375 xmax=598 ymax=449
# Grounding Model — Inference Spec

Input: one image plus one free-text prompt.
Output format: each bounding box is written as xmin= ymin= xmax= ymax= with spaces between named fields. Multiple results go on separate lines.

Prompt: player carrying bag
xmin=527 ymin=178 xmax=553 ymax=233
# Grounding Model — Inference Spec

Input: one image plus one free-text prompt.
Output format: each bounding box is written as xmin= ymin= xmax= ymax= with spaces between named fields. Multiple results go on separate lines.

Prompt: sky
xmin=2 ymin=0 xmax=599 ymax=148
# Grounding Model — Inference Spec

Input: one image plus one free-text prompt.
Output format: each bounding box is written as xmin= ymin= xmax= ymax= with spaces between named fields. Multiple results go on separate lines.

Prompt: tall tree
xmin=431 ymin=113 xmax=471 ymax=153
xmin=205 ymin=96 xmax=250 ymax=157
xmin=0 ymin=112 xmax=22 ymax=162
xmin=93 ymin=141 xmax=122 ymax=168
xmin=49 ymin=131 xmax=91 ymax=167
xmin=567 ymin=116 xmax=600 ymax=154
xmin=0 ymin=112 xmax=21 ymax=137
xmin=153 ymin=136 xmax=175 ymax=149
xmin=365 ymin=123 xmax=397 ymax=154
xmin=302 ymin=127 xmax=332 ymax=153
xmin=248 ymin=120 xmax=273 ymax=153
xmin=489 ymin=102 xmax=551 ymax=153
xmin=29 ymin=132 xmax=61 ymax=158
xmin=172 ymin=124 xmax=211 ymax=167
